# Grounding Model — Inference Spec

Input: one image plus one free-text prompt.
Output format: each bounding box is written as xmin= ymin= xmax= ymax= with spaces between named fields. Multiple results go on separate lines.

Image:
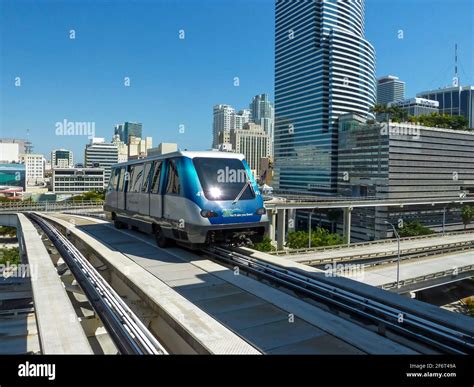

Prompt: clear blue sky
xmin=1 ymin=0 xmax=472 ymax=163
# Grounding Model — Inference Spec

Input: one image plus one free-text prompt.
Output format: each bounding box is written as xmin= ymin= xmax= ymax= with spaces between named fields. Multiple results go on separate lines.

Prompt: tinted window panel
xmin=141 ymin=162 xmax=153 ymax=192
xmin=193 ymin=157 xmax=255 ymax=201
xmin=151 ymin=161 xmax=162 ymax=194
xmin=166 ymin=160 xmax=180 ymax=195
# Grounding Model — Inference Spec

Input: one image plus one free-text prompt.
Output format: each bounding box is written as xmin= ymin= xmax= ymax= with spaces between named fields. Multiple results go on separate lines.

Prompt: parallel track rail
xmin=203 ymin=246 xmax=474 ymax=355
xmin=28 ymin=213 xmax=167 ymax=355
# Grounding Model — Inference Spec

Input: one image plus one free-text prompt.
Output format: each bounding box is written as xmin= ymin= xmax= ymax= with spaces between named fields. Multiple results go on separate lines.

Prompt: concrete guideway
xmin=39 ymin=213 xmax=260 ymax=355
xmin=284 ymin=231 xmax=474 ymax=264
xmin=42 ymin=213 xmax=425 ymax=354
xmin=15 ymin=214 xmax=93 ymax=354
xmin=237 ymin=246 xmax=474 ymax=346
xmin=348 ymin=251 xmax=474 ymax=292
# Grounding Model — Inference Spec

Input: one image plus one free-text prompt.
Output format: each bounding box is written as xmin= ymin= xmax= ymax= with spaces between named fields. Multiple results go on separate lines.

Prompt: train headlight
xmin=209 ymin=186 xmax=222 ymax=199
xmin=200 ymin=209 xmax=218 ymax=218
xmin=256 ymin=207 xmax=266 ymax=215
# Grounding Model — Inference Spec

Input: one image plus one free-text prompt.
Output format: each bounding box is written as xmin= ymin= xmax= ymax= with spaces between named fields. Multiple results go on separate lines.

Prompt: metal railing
xmin=0 ymin=200 xmax=104 ymax=213
xmin=271 ymin=228 xmax=474 ymax=256
xmin=28 ymin=212 xmax=167 ymax=355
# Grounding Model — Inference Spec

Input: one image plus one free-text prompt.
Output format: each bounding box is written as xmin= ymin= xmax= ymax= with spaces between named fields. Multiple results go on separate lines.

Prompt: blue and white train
xmin=104 ymin=151 xmax=268 ymax=248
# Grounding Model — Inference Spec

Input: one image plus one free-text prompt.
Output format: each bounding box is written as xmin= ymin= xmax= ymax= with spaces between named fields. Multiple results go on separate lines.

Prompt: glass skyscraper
xmin=274 ymin=0 xmax=376 ymax=195
xmin=115 ymin=122 xmax=143 ymax=145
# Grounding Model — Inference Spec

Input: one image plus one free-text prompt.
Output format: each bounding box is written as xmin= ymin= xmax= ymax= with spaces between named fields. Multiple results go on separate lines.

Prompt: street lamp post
xmin=385 ymin=221 xmax=401 ymax=288
xmin=308 ymin=209 xmax=316 ymax=249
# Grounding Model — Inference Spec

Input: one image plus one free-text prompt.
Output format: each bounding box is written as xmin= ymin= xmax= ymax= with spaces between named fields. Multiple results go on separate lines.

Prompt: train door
xmin=162 ymin=158 xmax=182 ymax=221
xmin=117 ymin=167 xmax=126 ymax=210
xmin=149 ymin=160 xmax=163 ymax=219
xmin=138 ymin=161 xmax=153 ymax=217
xmin=126 ymin=163 xmax=144 ymax=213
xmin=105 ymin=167 xmax=120 ymax=208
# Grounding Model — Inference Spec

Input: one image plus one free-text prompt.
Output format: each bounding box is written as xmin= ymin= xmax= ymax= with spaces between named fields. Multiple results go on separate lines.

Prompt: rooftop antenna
xmin=453 ymin=43 xmax=459 ymax=87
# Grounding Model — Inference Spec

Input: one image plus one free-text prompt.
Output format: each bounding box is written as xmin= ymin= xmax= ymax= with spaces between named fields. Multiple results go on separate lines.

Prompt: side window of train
xmin=107 ymin=168 xmax=119 ymax=191
xmin=166 ymin=159 xmax=180 ymax=195
xmin=151 ymin=161 xmax=162 ymax=194
xmin=131 ymin=164 xmax=144 ymax=193
xmin=117 ymin=167 xmax=125 ymax=191
xmin=141 ymin=162 xmax=153 ymax=193
xmin=127 ymin=166 xmax=135 ymax=192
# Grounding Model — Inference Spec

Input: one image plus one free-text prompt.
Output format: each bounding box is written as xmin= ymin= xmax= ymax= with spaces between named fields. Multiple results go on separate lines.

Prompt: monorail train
xmin=104 ymin=151 xmax=269 ymax=248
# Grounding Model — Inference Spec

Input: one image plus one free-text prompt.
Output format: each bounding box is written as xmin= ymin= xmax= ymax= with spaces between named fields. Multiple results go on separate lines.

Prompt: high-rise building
xmin=213 ymin=104 xmax=236 ymax=148
xmin=115 ymin=122 xmax=143 ymax=145
xmin=250 ymin=94 xmax=274 ymax=155
xmin=229 ymin=122 xmax=270 ymax=179
xmin=19 ymin=153 xmax=45 ymax=185
xmin=417 ymin=85 xmax=474 ymax=128
xmin=84 ymin=138 xmax=119 ymax=187
xmin=112 ymin=134 xmax=129 ymax=163
xmin=51 ymin=149 xmax=73 ymax=168
xmin=376 ymin=75 xmax=405 ymax=105
xmin=274 ymin=0 xmax=376 ymax=195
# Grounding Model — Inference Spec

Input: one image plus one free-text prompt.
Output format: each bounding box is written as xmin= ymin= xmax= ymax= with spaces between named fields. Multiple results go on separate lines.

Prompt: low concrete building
xmin=337 ymin=114 xmax=474 ymax=240
xmin=52 ymin=168 xmax=104 ymax=194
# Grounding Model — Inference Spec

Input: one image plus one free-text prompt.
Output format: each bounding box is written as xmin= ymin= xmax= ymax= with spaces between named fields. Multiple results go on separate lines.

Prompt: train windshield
xmin=193 ymin=157 xmax=255 ymax=201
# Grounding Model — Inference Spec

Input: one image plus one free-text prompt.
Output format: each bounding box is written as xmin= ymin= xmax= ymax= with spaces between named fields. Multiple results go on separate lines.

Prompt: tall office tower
xmin=274 ymin=0 xmax=376 ymax=195
xmin=213 ymin=104 xmax=236 ymax=147
xmin=51 ymin=149 xmax=74 ymax=168
xmin=250 ymin=94 xmax=275 ymax=155
xmin=115 ymin=122 xmax=143 ymax=145
xmin=84 ymin=138 xmax=118 ymax=187
xmin=376 ymin=75 xmax=405 ymax=105
xmin=417 ymin=85 xmax=474 ymax=128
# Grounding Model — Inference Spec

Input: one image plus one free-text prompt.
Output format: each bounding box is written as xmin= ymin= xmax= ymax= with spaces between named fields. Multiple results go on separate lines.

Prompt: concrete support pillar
xmin=268 ymin=210 xmax=276 ymax=242
xmin=277 ymin=209 xmax=286 ymax=250
xmin=343 ymin=207 xmax=352 ymax=246
xmin=287 ymin=209 xmax=296 ymax=233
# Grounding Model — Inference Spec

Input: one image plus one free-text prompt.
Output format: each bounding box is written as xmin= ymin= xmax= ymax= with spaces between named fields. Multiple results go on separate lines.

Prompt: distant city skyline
xmin=1 ymin=0 xmax=472 ymax=162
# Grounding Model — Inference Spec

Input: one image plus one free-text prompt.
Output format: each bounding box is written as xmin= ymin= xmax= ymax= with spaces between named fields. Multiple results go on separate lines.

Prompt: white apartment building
xmin=19 ymin=153 xmax=45 ymax=185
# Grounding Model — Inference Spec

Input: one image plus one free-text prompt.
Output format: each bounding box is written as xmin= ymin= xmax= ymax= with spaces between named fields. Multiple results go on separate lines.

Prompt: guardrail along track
xmin=204 ymin=246 xmax=474 ymax=355
xmin=27 ymin=213 xmax=167 ymax=355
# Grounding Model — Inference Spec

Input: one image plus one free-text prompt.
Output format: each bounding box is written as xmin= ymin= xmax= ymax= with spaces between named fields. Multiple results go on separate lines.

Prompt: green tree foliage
xmin=370 ymin=105 xmax=470 ymax=130
xmin=408 ymin=113 xmax=469 ymax=130
xmin=286 ymin=228 xmax=343 ymax=249
xmin=0 ymin=226 xmax=17 ymax=237
xmin=461 ymin=205 xmax=474 ymax=229
xmin=253 ymin=236 xmax=276 ymax=252
xmin=0 ymin=247 xmax=20 ymax=265
xmin=70 ymin=191 xmax=105 ymax=202
xmin=397 ymin=221 xmax=433 ymax=237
